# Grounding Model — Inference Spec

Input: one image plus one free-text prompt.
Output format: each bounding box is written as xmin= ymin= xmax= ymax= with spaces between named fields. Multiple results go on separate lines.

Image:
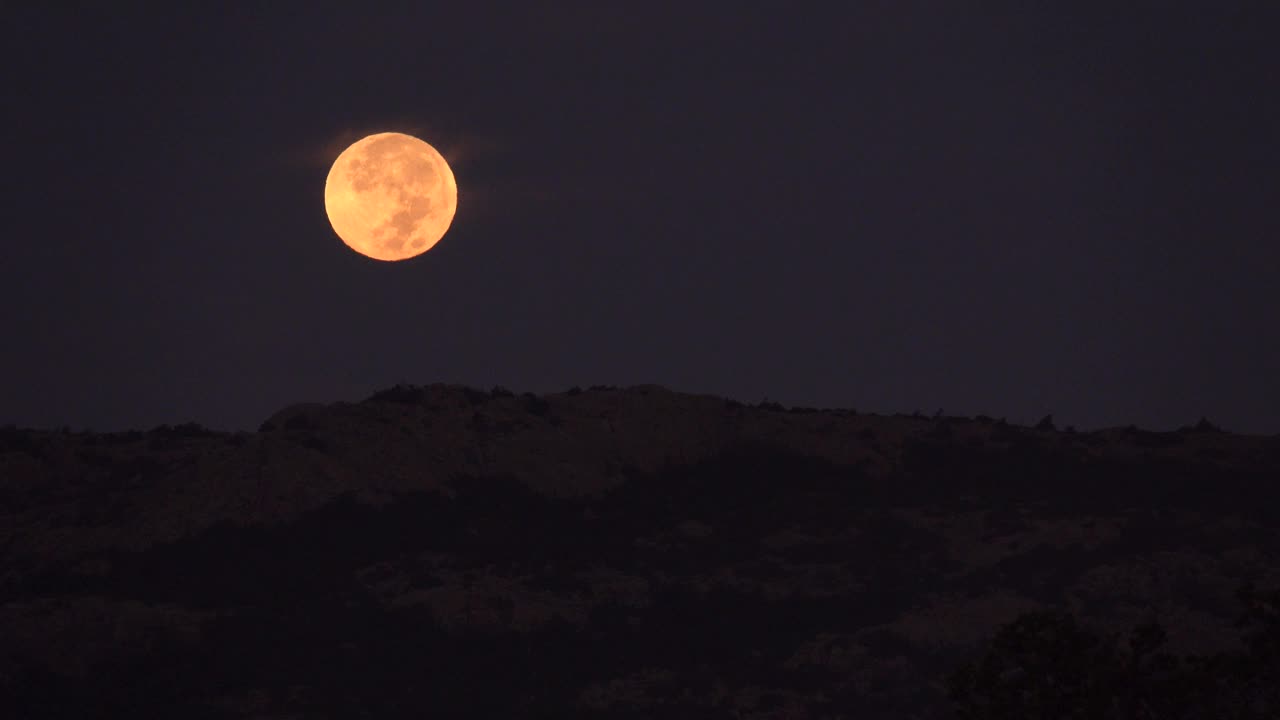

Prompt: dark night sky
xmin=4 ymin=3 xmax=1278 ymax=434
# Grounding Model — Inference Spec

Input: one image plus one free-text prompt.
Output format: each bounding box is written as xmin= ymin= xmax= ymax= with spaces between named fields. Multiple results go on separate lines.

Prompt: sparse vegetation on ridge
xmin=1 ymin=385 xmax=1277 ymax=717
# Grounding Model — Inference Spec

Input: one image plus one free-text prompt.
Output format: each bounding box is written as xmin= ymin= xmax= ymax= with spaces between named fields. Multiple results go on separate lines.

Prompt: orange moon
xmin=324 ymin=132 xmax=458 ymax=261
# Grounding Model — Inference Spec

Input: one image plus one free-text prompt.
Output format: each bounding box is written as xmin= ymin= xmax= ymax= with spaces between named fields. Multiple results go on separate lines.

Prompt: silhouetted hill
xmin=2 ymin=384 xmax=1278 ymax=717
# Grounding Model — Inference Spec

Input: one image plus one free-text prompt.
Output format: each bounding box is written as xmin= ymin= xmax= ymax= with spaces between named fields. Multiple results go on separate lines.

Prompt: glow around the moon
xmin=324 ymin=132 xmax=457 ymax=261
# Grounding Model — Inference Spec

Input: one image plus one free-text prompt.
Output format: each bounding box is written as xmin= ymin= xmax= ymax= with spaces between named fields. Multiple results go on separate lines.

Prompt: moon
xmin=324 ymin=132 xmax=457 ymax=261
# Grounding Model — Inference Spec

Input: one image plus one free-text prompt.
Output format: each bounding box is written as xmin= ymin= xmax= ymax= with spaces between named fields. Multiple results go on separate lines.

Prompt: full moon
xmin=324 ymin=132 xmax=457 ymax=261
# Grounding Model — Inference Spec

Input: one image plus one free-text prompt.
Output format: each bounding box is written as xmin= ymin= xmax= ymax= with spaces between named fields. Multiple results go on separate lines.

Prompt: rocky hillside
xmin=2 ymin=384 xmax=1278 ymax=718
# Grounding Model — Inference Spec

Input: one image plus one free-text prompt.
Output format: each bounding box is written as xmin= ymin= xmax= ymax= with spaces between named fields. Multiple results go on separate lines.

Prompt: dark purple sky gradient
xmin=3 ymin=3 xmax=1278 ymax=433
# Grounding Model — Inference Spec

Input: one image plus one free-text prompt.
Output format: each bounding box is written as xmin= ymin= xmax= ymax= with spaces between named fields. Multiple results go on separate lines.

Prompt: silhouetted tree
xmin=1193 ymin=416 xmax=1222 ymax=433
xmin=948 ymin=610 xmax=1130 ymax=718
xmin=948 ymin=584 xmax=1280 ymax=719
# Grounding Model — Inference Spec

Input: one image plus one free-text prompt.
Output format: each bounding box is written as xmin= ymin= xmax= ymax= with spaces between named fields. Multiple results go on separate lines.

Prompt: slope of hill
xmin=2 ymin=384 xmax=1278 ymax=717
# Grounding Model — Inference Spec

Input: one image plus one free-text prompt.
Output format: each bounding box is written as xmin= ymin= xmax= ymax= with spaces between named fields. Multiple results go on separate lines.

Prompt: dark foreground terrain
xmin=2 ymin=385 xmax=1279 ymax=717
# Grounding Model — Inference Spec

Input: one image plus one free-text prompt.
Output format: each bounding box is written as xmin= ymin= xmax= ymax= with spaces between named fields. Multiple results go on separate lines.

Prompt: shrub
xmin=104 ymin=430 xmax=144 ymax=445
xmin=1133 ymin=430 xmax=1186 ymax=448
xmin=0 ymin=427 xmax=43 ymax=458
xmin=948 ymin=584 xmax=1280 ymax=719
xmin=1191 ymin=416 xmax=1222 ymax=433
xmin=152 ymin=422 xmax=217 ymax=438
xmin=296 ymin=433 xmax=328 ymax=452
xmin=927 ymin=420 xmax=954 ymax=440
xmin=523 ymin=394 xmax=551 ymax=417
xmin=368 ymin=385 xmax=425 ymax=404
